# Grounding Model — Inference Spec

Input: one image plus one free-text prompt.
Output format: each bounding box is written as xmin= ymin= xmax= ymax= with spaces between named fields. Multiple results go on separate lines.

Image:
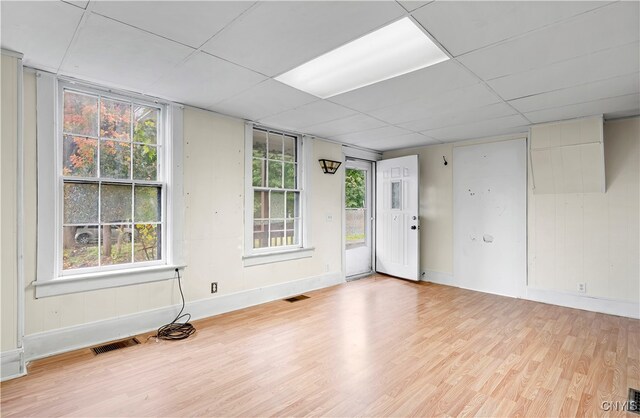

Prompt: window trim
xmin=243 ymin=123 xmax=313 ymax=263
xmin=35 ymin=72 xmax=185 ymax=297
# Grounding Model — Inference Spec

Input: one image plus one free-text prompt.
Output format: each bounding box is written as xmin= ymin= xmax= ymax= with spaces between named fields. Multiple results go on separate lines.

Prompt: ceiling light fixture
xmin=275 ymin=17 xmax=449 ymax=99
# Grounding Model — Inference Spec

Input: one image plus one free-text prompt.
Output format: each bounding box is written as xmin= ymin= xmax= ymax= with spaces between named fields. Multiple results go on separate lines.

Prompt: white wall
xmin=1 ymin=53 xmax=19 ymax=352
xmin=528 ymin=117 xmax=639 ymax=303
xmin=15 ymin=70 xmax=344 ymax=345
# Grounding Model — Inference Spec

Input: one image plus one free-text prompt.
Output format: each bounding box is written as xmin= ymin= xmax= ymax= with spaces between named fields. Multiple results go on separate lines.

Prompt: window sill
xmin=34 ymin=264 xmax=186 ymax=298
xmin=243 ymin=247 xmax=315 ymax=267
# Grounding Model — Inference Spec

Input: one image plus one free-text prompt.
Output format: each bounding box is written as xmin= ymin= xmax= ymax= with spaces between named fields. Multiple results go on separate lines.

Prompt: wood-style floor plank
xmin=1 ymin=275 xmax=638 ymax=417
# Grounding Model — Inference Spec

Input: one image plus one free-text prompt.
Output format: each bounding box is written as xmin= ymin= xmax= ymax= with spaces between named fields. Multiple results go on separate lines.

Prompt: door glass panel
xmin=391 ymin=181 xmax=401 ymax=209
xmin=345 ymin=168 xmax=367 ymax=248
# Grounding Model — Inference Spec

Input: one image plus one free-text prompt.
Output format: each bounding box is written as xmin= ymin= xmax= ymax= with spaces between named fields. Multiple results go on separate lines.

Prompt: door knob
xmin=411 ymin=225 xmax=418 ymax=230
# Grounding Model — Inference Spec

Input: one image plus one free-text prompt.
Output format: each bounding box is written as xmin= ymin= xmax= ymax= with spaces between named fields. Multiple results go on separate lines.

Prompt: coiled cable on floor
xmin=153 ymin=269 xmax=195 ymax=341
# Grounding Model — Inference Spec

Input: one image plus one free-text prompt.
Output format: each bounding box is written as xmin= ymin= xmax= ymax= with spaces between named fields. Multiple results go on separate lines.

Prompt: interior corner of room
xmin=1 ymin=1 xmax=639 ymax=416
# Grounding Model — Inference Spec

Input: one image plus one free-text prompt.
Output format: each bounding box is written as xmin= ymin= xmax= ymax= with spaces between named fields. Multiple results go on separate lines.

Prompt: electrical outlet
xmin=211 ymin=282 xmax=218 ymax=293
xmin=577 ymin=282 xmax=586 ymax=293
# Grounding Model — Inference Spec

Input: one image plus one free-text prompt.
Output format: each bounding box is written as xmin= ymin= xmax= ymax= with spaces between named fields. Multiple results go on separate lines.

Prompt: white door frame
xmin=344 ymin=158 xmax=375 ymax=279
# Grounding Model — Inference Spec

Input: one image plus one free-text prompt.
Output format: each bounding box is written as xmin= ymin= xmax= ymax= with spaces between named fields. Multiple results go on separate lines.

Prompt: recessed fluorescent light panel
xmin=275 ymin=17 xmax=449 ymax=99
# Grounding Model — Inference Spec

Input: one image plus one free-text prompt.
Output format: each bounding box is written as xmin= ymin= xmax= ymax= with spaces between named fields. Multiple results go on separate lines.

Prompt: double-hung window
xmin=35 ymin=74 xmax=184 ymax=297
xmin=60 ymin=88 xmax=164 ymax=272
xmin=246 ymin=125 xmax=309 ymax=262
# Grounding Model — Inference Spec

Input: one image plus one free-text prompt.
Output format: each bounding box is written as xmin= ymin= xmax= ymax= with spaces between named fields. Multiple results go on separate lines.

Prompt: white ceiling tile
xmin=332 ymin=125 xmax=412 ymax=144
xmin=458 ymin=2 xmax=639 ymax=80
xmin=0 ymin=1 xmax=84 ymax=72
xmin=305 ymin=114 xmax=387 ymax=139
xmin=147 ymin=51 xmax=266 ymax=108
xmin=424 ymin=114 xmax=529 ymax=141
xmin=524 ymin=94 xmax=640 ymax=124
xmin=509 ymin=73 xmax=640 ymax=114
xmin=359 ymin=132 xmax=439 ymax=151
xmin=414 ymin=1 xmax=612 ymax=56
xmin=398 ymin=1 xmax=433 ymax=12
xmin=258 ymin=101 xmax=357 ymax=132
xmin=488 ymin=42 xmax=640 ymax=101
xmin=207 ymin=79 xmax=316 ymax=121
xmin=368 ymin=83 xmax=500 ymax=125
xmin=61 ymin=13 xmax=195 ymax=93
xmin=329 ymin=60 xmax=477 ymax=113
xmin=91 ymin=1 xmax=254 ymax=49
xmin=62 ymin=1 xmax=89 ymax=9
xmin=398 ymin=102 xmax=517 ymax=132
xmin=201 ymin=1 xmax=405 ymax=76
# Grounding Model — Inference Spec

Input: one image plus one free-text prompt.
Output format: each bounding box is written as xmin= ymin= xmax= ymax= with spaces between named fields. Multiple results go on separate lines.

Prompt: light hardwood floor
xmin=1 ymin=276 xmax=638 ymax=417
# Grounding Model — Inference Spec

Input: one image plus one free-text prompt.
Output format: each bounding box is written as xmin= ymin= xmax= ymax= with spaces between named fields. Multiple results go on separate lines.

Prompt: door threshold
xmin=346 ymin=271 xmax=374 ymax=282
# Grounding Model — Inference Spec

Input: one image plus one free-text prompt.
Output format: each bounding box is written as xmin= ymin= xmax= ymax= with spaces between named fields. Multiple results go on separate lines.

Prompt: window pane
xmin=270 ymin=222 xmax=285 ymax=247
xmin=134 ymin=224 xmax=161 ymax=262
xmin=252 ymin=158 xmax=265 ymax=187
xmin=253 ymin=220 xmax=268 ymax=249
xmin=134 ymin=186 xmax=161 ymax=223
xmin=268 ymin=160 xmax=283 ymax=188
xmin=63 ymin=91 xmax=98 ymax=137
xmin=100 ymin=98 xmax=131 ymax=140
xmin=253 ymin=129 xmax=267 ymax=158
xmin=133 ymin=105 xmax=158 ymax=144
xmin=63 ymin=225 xmax=99 ymax=270
xmin=133 ymin=144 xmax=158 ymax=181
xmin=270 ymin=191 xmax=285 ymax=218
xmin=63 ymin=135 xmax=97 ymax=177
xmin=101 ymin=224 xmax=133 ymax=265
xmin=64 ymin=183 xmax=98 ymax=224
xmin=254 ymin=190 xmax=268 ymax=219
xmin=268 ymin=132 xmax=283 ymax=160
xmin=283 ymin=135 xmax=296 ymax=162
xmin=391 ymin=181 xmax=401 ymax=209
xmin=100 ymin=140 xmax=131 ymax=179
xmin=101 ymin=184 xmax=132 ymax=223
xmin=284 ymin=162 xmax=296 ymax=189
xmin=285 ymin=219 xmax=299 ymax=246
xmin=285 ymin=192 xmax=299 ymax=219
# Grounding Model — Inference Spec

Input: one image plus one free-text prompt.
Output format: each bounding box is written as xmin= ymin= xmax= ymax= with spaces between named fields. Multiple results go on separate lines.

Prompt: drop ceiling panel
xmin=258 ymin=101 xmax=357 ymax=132
xmin=61 ymin=13 xmax=195 ymax=92
xmin=413 ymin=1 xmax=611 ymax=57
xmin=0 ymin=1 xmax=84 ymax=72
xmin=362 ymin=132 xmax=439 ymax=151
xmin=424 ymin=114 xmax=529 ymax=141
xmin=201 ymin=1 xmax=405 ymax=76
xmin=207 ymin=79 xmax=317 ymax=121
xmin=332 ymin=125 xmax=412 ymax=144
xmin=458 ymin=2 xmax=639 ymax=80
xmin=305 ymin=114 xmax=387 ymax=138
xmin=329 ymin=60 xmax=478 ymax=113
xmin=368 ymin=83 xmax=500 ymax=125
xmin=148 ymin=51 xmax=267 ymax=108
xmin=91 ymin=1 xmax=254 ymax=49
xmin=509 ymin=73 xmax=640 ymax=114
xmin=488 ymin=42 xmax=640 ymax=100
xmin=524 ymin=94 xmax=640 ymax=124
xmin=398 ymin=102 xmax=517 ymax=132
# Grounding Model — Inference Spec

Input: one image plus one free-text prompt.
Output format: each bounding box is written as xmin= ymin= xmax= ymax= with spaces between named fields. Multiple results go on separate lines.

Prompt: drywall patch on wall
xmin=453 ymin=138 xmax=527 ymax=298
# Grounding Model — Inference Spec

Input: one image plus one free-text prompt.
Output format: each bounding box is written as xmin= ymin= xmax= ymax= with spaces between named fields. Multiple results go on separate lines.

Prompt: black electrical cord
xmin=153 ymin=269 xmax=195 ymax=341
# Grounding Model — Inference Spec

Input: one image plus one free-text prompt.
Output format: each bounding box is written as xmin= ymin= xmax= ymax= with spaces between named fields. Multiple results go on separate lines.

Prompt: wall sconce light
xmin=318 ymin=159 xmax=342 ymax=174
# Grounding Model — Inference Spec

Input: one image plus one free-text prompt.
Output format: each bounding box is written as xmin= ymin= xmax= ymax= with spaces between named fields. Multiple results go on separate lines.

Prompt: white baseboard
xmin=421 ymin=269 xmax=456 ymax=286
xmin=1 ymin=348 xmax=25 ymax=381
xmin=526 ymin=287 xmax=640 ymax=319
xmin=23 ymin=272 xmax=344 ymax=362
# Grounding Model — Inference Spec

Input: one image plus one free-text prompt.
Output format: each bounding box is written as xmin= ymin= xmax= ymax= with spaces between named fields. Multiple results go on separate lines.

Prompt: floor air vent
xmin=284 ymin=295 xmax=309 ymax=303
xmin=91 ymin=338 xmax=140 ymax=355
xmin=630 ymin=388 xmax=640 ymax=414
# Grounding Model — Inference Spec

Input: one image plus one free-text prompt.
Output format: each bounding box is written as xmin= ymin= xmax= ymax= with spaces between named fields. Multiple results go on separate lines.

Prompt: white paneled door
xmin=375 ymin=155 xmax=420 ymax=281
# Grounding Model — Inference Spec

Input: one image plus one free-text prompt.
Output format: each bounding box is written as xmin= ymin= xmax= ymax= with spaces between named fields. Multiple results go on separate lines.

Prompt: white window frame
xmin=243 ymin=123 xmax=314 ymax=266
xmin=35 ymin=72 xmax=185 ymax=297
